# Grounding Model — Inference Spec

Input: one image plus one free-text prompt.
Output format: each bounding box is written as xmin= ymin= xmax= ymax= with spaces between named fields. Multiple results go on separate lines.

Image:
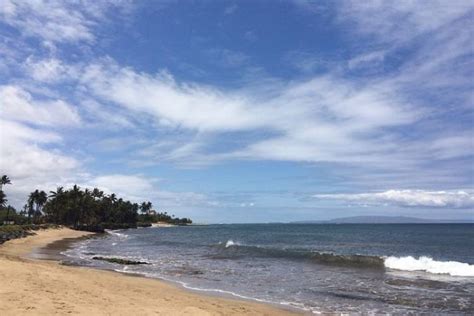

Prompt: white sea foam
xmin=60 ymin=239 xmax=92 ymax=260
xmin=225 ymin=240 xmax=240 ymax=248
xmin=384 ymin=256 xmax=474 ymax=277
xmin=142 ymin=273 xmax=316 ymax=314
xmin=106 ymin=230 xmax=129 ymax=239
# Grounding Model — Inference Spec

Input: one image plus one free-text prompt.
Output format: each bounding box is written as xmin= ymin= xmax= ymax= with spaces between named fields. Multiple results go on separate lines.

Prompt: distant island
xmin=291 ymin=216 xmax=474 ymax=224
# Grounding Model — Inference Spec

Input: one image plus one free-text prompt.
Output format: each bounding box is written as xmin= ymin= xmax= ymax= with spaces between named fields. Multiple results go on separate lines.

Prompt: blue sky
xmin=0 ymin=0 xmax=473 ymax=222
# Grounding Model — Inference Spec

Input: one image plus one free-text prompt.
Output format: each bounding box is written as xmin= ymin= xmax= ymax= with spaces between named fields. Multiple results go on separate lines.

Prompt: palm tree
xmin=49 ymin=187 xmax=64 ymax=199
xmin=48 ymin=187 xmax=64 ymax=223
xmin=20 ymin=204 xmax=27 ymax=218
xmin=71 ymin=185 xmax=82 ymax=227
xmin=0 ymin=175 xmax=11 ymax=220
xmin=92 ymin=188 xmax=103 ymax=199
xmin=37 ymin=190 xmax=48 ymax=218
xmin=27 ymin=191 xmax=36 ymax=223
xmin=16 ymin=183 xmax=189 ymax=228
xmin=5 ymin=205 xmax=14 ymax=223
xmin=109 ymin=193 xmax=117 ymax=204
xmin=140 ymin=201 xmax=153 ymax=215
xmin=0 ymin=175 xmax=11 ymax=191
xmin=28 ymin=190 xmax=47 ymax=224
xmin=147 ymin=201 xmax=152 ymax=213
xmin=79 ymin=188 xmax=92 ymax=225
xmin=0 ymin=190 xmax=7 ymax=208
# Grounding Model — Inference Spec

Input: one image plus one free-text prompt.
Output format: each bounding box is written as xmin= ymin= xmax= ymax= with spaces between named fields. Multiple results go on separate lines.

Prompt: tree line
xmin=0 ymin=175 xmax=192 ymax=229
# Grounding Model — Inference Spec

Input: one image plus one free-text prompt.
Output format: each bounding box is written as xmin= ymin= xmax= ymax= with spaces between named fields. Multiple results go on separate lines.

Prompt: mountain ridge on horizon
xmin=290 ymin=215 xmax=474 ymax=224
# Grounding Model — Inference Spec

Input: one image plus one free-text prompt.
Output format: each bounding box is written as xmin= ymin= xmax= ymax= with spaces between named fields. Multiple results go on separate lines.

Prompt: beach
xmin=62 ymin=223 xmax=474 ymax=313
xmin=0 ymin=228 xmax=298 ymax=315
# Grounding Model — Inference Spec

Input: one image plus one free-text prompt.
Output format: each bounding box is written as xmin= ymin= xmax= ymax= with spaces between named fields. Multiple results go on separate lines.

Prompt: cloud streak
xmin=0 ymin=0 xmax=131 ymax=45
xmin=77 ymin=59 xmax=421 ymax=168
xmin=0 ymin=85 xmax=81 ymax=127
xmin=314 ymin=190 xmax=474 ymax=209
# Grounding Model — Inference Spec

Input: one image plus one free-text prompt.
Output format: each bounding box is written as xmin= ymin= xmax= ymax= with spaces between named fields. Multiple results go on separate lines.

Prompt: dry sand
xmin=0 ymin=228 xmax=299 ymax=315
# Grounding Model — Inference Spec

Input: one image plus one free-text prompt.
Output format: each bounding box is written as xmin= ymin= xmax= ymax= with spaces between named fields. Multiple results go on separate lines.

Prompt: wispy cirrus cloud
xmin=23 ymin=57 xmax=79 ymax=83
xmin=337 ymin=0 xmax=473 ymax=44
xmin=76 ymin=58 xmax=420 ymax=167
xmin=0 ymin=0 xmax=132 ymax=45
xmin=1 ymin=0 xmax=94 ymax=44
xmin=347 ymin=50 xmax=386 ymax=71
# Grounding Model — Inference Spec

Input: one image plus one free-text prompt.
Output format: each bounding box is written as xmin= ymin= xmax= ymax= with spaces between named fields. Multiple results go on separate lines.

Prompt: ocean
xmin=63 ymin=224 xmax=474 ymax=314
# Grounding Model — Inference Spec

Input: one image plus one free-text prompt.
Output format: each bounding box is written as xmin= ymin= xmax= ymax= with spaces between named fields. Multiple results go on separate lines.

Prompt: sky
xmin=0 ymin=0 xmax=473 ymax=223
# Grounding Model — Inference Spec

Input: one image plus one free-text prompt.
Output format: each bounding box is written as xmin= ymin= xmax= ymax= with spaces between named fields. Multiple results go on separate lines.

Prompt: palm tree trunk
xmin=5 ymin=206 xmax=10 ymax=223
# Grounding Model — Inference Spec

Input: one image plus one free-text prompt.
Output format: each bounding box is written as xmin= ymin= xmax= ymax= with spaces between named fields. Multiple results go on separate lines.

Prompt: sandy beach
xmin=0 ymin=228 xmax=298 ymax=315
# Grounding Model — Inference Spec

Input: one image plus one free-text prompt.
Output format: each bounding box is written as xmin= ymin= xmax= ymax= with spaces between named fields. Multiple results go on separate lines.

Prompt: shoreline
xmin=29 ymin=233 xmax=97 ymax=262
xmin=0 ymin=228 xmax=301 ymax=315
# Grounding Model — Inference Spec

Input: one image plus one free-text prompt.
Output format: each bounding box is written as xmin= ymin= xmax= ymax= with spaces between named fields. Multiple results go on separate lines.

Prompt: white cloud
xmin=0 ymin=119 xmax=80 ymax=207
xmin=240 ymin=202 xmax=255 ymax=207
xmin=0 ymin=85 xmax=81 ymax=127
xmin=0 ymin=0 xmax=94 ymax=43
xmin=80 ymin=60 xmax=263 ymax=132
xmin=77 ymin=59 xmax=420 ymax=167
xmin=86 ymin=174 xmax=218 ymax=208
xmin=284 ymin=51 xmax=330 ymax=73
xmin=348 ymin=50 xmax=386 ymax=70
xmin=80 ymin=98 xmax=134 ymax=129
xmin=154 ymin=190 xmax=218 ymax=208
xmin=0 ymin=84 xmax=81 ymax=208
xmin=88 ymin=174 xmax=155 ymax=200
xmin=313 ymin=190 xmax=474 ymax=209
xmin=338 ymin=0 xmax=474 ymax=101
xmin=224 ymin=4 xmax=238 ymax=15
xmin=5 ymin=0 xmax=469 ymax=174
xmin=338 ymin=0 xmax=474 ymax=44
xmin=24 ymin=57 xmax=78 ymax=83
xmin=0 ymin=0 xmax=132 ymax=44
xmin=428 ymin=135 xmax=474 ymax=160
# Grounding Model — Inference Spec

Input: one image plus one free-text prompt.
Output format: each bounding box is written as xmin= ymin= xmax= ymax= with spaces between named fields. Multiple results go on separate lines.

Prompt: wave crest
xmin=106 ymin=230 xmax=129 ymax=239
xmin=214 ymin=242 xmax=474 ymax=276
xmin=384 ymin=256 xmax=474 ymax=277
xmin=312 ymin=252 xmax=384 ymax=268
xmin=215 ymin=242 xmax=385 ymax=268
xmin=225 ymin=240 xmax=240 ymax=248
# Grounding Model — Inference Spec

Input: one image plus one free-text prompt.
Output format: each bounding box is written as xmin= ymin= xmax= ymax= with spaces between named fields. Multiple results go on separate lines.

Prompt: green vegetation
xmin=139 ymin=212 xmax=192 ymax=226
xmin=92 ymin=256 xmax=149 ymax=265
xmin=0 ymin=224 xmax=60 ymax=244
xmin=0 ymin=175 xmax=192 ymax=233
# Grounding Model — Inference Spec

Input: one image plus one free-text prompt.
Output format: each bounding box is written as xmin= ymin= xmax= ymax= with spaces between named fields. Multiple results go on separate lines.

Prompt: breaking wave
xmin=384 ymin=256 xmax=474 ymax=277
xmin=214 ymin=241 xmax=385 ymax=268
xmin=216 ymin=241 xmax=474 ymax=276
xmin=225 ymin=240 xmax=240 ymax=248
xmin=106 ymin=230 xmax=129 ymax=239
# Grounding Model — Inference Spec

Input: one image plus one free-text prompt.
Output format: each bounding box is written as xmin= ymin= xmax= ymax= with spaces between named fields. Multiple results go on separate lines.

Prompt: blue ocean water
xmin=63 ymin=224 xmax=474 ymax=314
